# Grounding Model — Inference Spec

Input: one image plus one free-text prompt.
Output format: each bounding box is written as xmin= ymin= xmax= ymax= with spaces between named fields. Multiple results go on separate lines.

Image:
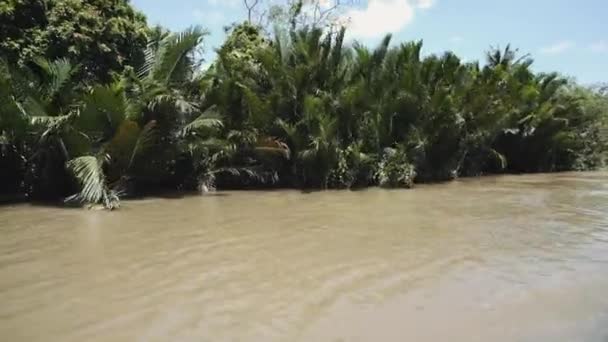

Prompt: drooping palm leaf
xmin=66 ymin=155 xmax=118 ymax=209
xmin=180 ymin=105 xmax=223 ymax=137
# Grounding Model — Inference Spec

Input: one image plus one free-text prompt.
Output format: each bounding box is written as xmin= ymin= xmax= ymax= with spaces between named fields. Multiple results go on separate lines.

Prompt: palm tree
xmin=1 ymin=58 xmax=87 ymax=199
xmin=37 ymin=26 xmax=221 ymax=208
xmin=63 ymin=26 xmax=224 ymax=207
xmin=0 ymin=61 xmax=30 ymax=197
xmin=64 ymin=83 xmax=157 ymax=208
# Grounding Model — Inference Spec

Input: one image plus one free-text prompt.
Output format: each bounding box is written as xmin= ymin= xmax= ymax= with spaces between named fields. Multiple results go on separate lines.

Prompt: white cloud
xmin=539 ymin=41 xmax=574 ymax=55
xmin=414 ymin=0 xmax=435 ymax=9
xmin=590 ymin=40 xmax=608 ymax=53
xmin=450 ymin=35 xmax=463 ymax=44
xmin=344 ymin=0 xmax=415 ymax=39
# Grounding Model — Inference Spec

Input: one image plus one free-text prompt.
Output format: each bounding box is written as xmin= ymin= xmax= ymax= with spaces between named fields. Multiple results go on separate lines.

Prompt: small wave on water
xmin=1 ymin=172 xmax=608 ymax=341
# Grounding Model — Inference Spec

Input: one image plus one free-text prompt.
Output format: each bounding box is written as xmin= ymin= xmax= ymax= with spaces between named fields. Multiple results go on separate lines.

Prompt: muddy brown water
xmin=1 ymin=172 xmax=607 ymax=341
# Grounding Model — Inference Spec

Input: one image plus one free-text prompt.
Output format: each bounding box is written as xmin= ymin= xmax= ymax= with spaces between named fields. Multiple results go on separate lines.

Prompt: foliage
xmin=1 ymin=1 xmax=606 ymax=209
xmin=376 ymin=147 xmax=416 ymax=188
xmin=66 ymin=155 xmax=119 ymax=209
xmin=0 ymin=0 xmax=148 ymax=83
xmin=206 ymin=26 xmax=606 ymax=189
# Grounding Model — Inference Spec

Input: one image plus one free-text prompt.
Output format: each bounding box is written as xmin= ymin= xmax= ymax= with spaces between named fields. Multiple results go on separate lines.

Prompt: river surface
xmin=1 ymin=172 xmax=608 ymax=341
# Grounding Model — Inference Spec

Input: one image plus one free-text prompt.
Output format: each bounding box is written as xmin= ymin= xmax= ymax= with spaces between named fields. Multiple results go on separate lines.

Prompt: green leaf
xmin=66 ymin=155 xmax=118 ymax=209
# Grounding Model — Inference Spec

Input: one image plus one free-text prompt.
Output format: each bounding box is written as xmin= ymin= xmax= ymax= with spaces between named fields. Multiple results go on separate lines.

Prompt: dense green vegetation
xmin=0 ymin=0 xmax=148 ymax=82
xmin=1 ymin=0 xmax=606 ymax=208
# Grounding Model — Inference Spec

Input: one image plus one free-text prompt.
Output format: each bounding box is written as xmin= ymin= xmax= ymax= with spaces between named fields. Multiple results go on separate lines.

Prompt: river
xmin=1 ymin=172 xmax=607 ymax=341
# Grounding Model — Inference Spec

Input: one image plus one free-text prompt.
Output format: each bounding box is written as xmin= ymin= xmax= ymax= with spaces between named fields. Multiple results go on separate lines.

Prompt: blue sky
xmin=131 ymin=0 xmax=608 ymax=84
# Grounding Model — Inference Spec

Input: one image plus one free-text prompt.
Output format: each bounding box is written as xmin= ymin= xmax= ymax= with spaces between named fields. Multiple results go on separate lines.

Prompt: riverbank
xmin=2 ymin=170 xmax=606 ymax=210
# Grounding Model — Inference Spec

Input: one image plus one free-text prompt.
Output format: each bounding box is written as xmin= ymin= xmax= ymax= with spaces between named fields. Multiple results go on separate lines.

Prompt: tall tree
xmin=0 ymin=0 xmax=149 ymax=83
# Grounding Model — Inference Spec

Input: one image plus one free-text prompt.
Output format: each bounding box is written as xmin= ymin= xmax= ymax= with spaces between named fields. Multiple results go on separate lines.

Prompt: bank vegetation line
xmin=0 ymin=1 xmax=606 ymax=209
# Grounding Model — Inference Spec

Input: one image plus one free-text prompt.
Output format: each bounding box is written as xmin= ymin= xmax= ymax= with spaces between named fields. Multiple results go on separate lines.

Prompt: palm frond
xmin=66 ymin=155 xmax=119 ymax=209
xmin=77 ymin=85 xmax=128 ymax=134
xmin=151 ymin=26 xmax=209 ymax=84
xmin=192 ymin=137 xmax=233 ymax=151
xmin=29 ymin=114 xmax=71 ymax=127
xmin=34 ymin=58 xmax=77 ymax=99
xmin=138 ymin=43 xmax=159 ymax=79
xmin=180 ymin=105 xmax=223 ymax=137
xmin=128 ymin=120 xmax=157 ymax=170
xmin=298 ymin=146 xmax=318 ymax=162
xmin=276 ymin=118 xmax=304 ymax=149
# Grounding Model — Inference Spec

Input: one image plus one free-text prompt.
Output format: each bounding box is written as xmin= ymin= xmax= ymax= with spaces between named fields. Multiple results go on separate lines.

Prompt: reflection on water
xmin=1 ymin=172 xmax=607 ymax=341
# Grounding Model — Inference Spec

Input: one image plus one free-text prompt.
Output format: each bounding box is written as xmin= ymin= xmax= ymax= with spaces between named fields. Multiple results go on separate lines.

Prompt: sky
xmin=131 ymin=0 xmax=608 ymax=84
